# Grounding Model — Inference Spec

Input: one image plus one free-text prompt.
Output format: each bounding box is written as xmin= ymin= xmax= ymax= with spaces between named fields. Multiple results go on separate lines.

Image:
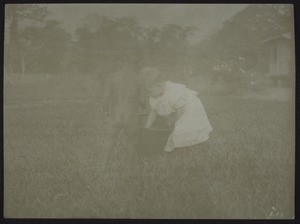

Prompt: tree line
xmin=4 ymin=4 xmax=197 ymax=82
xmin=190 ymin=4 xmax=293 ymax=76
xmin=4 ymin=4 xmax=293 ymax=85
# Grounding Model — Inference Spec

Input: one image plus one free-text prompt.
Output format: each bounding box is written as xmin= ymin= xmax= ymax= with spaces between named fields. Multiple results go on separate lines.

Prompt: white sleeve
xmin=174 ymin=94 xmax=188 ymax=109
xmin=168 ymin=83 xmax=188 ymax=108
xmin=172 ymin=87 xmax=198 ymax=109
xmin=149 ymin=97 xmax=157 ymax=110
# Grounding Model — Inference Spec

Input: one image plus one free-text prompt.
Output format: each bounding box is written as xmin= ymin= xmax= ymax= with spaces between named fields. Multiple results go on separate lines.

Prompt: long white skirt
xmin=164 ymin=95 xmax=213 ymax=152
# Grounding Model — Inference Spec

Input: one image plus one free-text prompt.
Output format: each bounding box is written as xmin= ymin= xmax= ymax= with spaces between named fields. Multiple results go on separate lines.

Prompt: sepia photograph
xmin=3 ymin=3 xmax=295 ymax=219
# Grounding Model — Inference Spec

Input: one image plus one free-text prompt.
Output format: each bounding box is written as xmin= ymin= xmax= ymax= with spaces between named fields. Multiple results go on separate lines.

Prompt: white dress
xmin=149 ymin=81 xmax=213 ymax=152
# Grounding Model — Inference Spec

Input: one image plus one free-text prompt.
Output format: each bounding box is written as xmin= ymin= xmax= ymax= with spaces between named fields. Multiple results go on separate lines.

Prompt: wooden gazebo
xmin=261 ymin=32 xmax=294 ymax=87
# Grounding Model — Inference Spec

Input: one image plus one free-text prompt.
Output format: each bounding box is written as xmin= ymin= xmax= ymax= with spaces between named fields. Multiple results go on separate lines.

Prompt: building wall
xmin=269 ymin=39 xmax=291 ymax=76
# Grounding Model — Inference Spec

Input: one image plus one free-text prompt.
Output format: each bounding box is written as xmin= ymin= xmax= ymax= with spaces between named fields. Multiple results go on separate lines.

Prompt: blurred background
xmin=4 ymin=4 xmax=294 ymax=101
xmin=4 ymin=4 xmax=295 ymax=219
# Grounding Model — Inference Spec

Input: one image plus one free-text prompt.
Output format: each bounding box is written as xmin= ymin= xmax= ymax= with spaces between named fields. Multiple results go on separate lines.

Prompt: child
xmin=141 ymin=67 xmax=213 ymax=152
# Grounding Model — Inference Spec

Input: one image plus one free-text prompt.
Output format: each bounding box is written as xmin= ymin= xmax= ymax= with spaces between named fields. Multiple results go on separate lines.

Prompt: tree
xmin=74 ymin=14 xmax=197 ymax=81
xmin=142 ymin=24 xmax=197 ymax=81
xmin=74 ymin=15 xmax=145 ymax=74
xmin=17 ymin=20 xmax=71 ymax=76
xmin=190 ymin=4 xmax=293 ymax=88
xmin=5 ymin=4 xmax=49 ymax=76
xmin=199 ymin=4 xmax=292 ymax=61
xmin=18 ymin=26 xmax=41 ymax=77
xmin=36 ymin=20 xmax=71 ymax=74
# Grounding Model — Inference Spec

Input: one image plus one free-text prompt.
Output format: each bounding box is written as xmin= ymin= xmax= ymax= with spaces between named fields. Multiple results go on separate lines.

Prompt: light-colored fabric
xmin=149 ymin=81 xmax=213 ymax=152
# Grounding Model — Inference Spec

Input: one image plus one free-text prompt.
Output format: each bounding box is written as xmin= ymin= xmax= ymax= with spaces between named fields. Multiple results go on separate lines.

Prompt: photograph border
xmin=0 ymin=0 xmax=298 ymax=223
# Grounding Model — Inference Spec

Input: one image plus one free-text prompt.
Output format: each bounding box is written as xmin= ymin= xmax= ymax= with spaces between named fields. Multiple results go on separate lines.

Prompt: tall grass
xmin=4 ymin=86 xmax=294 ymax=218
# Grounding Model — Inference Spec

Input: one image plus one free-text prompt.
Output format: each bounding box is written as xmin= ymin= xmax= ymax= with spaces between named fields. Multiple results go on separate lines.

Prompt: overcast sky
xmin=45 ymin=4 xmax=249 ymax=44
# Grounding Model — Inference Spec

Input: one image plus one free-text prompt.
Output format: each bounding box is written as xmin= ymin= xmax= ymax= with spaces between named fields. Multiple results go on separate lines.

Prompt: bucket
xmin=137 ymin=114 xmax=173 ymax=156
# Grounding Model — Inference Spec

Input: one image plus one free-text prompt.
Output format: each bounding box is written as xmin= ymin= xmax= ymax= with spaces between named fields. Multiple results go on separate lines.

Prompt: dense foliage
xmin=4 ymin=4 xmax=294 ymax=89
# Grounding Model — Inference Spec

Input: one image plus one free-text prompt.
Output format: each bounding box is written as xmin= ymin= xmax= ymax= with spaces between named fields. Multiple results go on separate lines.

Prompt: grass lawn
xmin=4 ymin=89 xmax=294 ymax=218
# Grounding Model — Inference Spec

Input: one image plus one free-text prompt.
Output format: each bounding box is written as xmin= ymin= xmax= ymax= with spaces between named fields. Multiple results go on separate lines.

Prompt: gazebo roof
xmin=261 ymin=32 xmax=292 ymax=44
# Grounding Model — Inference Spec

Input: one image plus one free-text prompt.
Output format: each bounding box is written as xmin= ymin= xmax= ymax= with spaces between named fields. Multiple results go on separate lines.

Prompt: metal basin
xmin=137 ymin=114 xmax=173 ymax=155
